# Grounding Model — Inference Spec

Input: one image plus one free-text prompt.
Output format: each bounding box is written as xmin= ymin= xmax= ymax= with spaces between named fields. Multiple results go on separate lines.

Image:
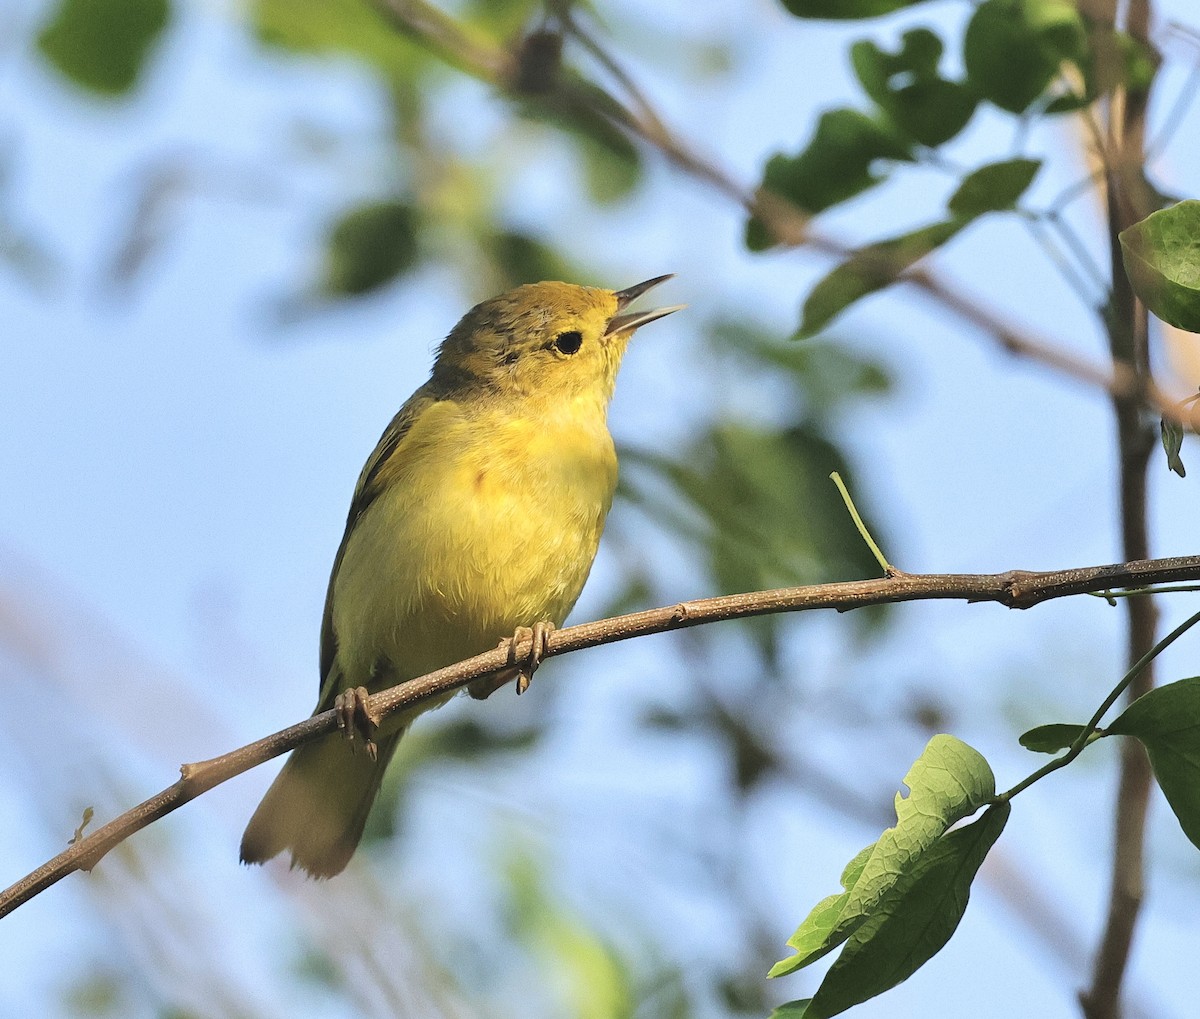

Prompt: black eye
xmin=552 ymin=330 xmax=583 ymax=355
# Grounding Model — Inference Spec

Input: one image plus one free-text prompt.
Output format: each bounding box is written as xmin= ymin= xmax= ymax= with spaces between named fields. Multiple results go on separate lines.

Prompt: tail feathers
xmin=240 ymin=730 xmax=403 ymax=878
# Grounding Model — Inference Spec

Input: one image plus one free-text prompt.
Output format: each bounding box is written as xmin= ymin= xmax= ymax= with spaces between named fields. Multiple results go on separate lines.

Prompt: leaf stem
xmin=999 ymin=608 xmax=1200 ymax=802
xmin=830 ymin=472 xmax=892 ymax=575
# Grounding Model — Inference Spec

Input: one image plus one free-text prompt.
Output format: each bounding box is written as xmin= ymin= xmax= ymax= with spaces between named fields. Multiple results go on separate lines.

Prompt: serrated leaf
xmin=1018 ymin=723 xmax=1090 ymax=754
xmin=850 ymin=30 xmax=977 ymax=147
xmin=804 ymin=803 xmax=1010 ymax=1018
xmin=37 ymin=0 xmax=170 ymax=96
xmin=837 ymin=735 xmax=994 ymax=922
xmin=1119 ymin=201 xmax=1200 ymax=332
xmin=769 ymin=845 xmax=875 ymax=977
xmin=798 ymin=220 xmax=962 ymax=336
xmin=780 ymin=0 xmax=936 ymax=16
xmin=1108 ymin=676 xmax=1200 ymax=849
xmin=948 ymin=159 xmax=1042 ymax=219
xmin=1161 ymin=416 xmax=1187 ymax=477
xmin=964 ymin=0 xmax=1086 ymax=113
xmin=747 ymin=109 xmax=913 ymax=249
xmin=322 ymin=200 xmax=419 ymax=296
xmin=771 ymin=736 xmax=995 ymax=978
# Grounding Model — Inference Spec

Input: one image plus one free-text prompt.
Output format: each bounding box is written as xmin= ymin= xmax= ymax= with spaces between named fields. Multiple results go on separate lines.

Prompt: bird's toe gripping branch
xmin=512 ymin=620 xmax=554 ymax=695
xmin=467 ymin=620 xmax=556 ymax=700
xmin=335 ymin=686 xmax=381 ymax=761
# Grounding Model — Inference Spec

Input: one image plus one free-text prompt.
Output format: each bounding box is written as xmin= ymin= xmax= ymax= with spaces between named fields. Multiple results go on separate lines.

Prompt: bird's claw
xmin=335 ymin=686 xmax=380 ymax=760
xmin=467 ymin=620 xmax=555 ymax=699
xmin=510 ymin=620 xmax=554 ymax=695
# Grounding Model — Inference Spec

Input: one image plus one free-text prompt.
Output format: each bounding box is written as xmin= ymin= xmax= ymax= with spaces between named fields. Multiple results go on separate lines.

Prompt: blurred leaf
xmin=947 ymin=158 xmax=1041 ymax=219
xmin=622 ymin=420 xmax=886 ymax=665
xmin=780 ymin=0 xmax=936 ymax=16
xmin=803 ymin=803 xmax=1010 ymax=1017
xmin=747 ymin=109 xmax=912 ymax=249
xmin=465 ymin=0 xmax=542 ymax=37
xmin=487 ymin=229 xmax=580 ymax=290
xmin=1161 ymin=416 xmax=1187 ymax=477
xmin=770 ymin=1001 xmax=813 ymax=1018
xmin=506 ymin=853 xmax=634 ymax=1019
xmin=798 ymin=220 xmax=962 ymax=337
xmin=519 ymin=79 xmax=643 ymax=204
xmin=964 ymin=0 xmax=1087 ymax=113
xmin=850 ymin=29 xmax=977 ymax=146
xmin=1119 ymin=201 xmax=1200 ymax=332
xmin=711 ymin=321 xmax=892 ymax=414
xmin=254 ymin=0 xmax=424 ymax=79
xmin=1108 ymin=676 xmax=1200 ymax=849
xmin=771 ymin=735 xmax=995 ymax=978
xmin=63 ymin=969 xmax=124 ymax=1015
xmin=322 ymin=199 xmax=419 ymax=296
xmin=1018 ymin=723 xmax=1091 ymax=753
xmin=37 ymin=0 xmax=170 ymax=96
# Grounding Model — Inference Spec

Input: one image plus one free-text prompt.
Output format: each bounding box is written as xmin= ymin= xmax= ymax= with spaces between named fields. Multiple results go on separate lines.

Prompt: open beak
xmin=605 ymin=274 xmax=685 ymax=336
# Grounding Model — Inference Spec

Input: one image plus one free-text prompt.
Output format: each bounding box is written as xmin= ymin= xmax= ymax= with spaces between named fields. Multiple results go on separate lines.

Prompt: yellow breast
xmin=331 ymin=397 xmax=617 ymax=683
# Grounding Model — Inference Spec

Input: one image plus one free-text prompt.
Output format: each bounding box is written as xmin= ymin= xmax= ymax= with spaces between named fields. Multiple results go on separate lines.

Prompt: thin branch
xmin=4 ymin=555 xmax=1200 ymax=920
xmin=1083 ymin=4 xmax=1161 ymax=1015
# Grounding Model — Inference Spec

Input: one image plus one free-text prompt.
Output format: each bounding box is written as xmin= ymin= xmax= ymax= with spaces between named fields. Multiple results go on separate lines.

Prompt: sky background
xmin=2 ymin=0 xmax=1200 ymax=1016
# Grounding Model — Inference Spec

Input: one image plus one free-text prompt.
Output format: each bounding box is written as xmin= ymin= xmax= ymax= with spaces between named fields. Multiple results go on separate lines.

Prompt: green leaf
xmin=964 ymin=0 xmax=1087 ymax=113
xmin=1018 ymin=723 xmax=1090 ymax=754
xmin=37 ymin=0 xmax=170 ymax=96
xmin=1161 ymin=416 xmax=1187 ymax=477
xmin=621 ymin=418 xmax=888 ymax=667
xmin=780 ymin=0 xmax=936 ymax=17
xmin=322 ymin=200 xmax=419 ymax=297
xmin=747 ymin=109 xmax=912 ymax=249
xmin=769 ymin=845 xmax=875 ymax=977
xmin=254 ymin=0 xmax=421 ymax=77
xmin=837 ymin=736 xmax=994 ymax=920
xmin=1108 ymin=676 xmax=1200 ymax=849
xmin=770 ymin=735 xmax=995 ymax=978
xmin=519 ymin=79 xmax=643 ymax=204
xmin=1119 ymin=201 xmax=1200 ymax=332
xmin=850 ymin=30 xmax=977 ymax=147
xmin=805 ymin=803 xmax=1010 ymax=1018
xmin=948 ymin=159 xmax=1042 ymax=219
xmin=486 ymin=230 xmax=580 ymax=292
xmin=798 ymin=220 xmax=963 ymax=336
xmin=769 ymin=1001 xmax=813 ymax=1018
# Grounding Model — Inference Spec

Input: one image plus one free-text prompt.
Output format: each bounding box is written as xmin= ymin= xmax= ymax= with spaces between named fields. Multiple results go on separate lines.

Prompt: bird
xmin=240 ymin=276 xmax=682 ymax=877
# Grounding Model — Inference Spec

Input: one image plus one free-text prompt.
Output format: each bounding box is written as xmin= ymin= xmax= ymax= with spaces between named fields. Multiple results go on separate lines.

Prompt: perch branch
xmin=4 ymin=554 xmax=1200 ymax=920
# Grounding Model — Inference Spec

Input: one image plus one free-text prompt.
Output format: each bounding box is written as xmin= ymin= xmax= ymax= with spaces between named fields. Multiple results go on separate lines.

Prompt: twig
xmin=5 ymin=555 xmax=1200 ymax=920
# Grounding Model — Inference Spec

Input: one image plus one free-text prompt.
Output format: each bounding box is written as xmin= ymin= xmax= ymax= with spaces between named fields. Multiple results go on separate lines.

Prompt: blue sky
xmin=2 ymin=1 xmax=1200 ymax=1016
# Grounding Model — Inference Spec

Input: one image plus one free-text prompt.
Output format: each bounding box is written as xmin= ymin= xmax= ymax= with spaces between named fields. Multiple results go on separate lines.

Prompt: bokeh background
xmin=2 ymin=0 xmax=1200 ymax=1015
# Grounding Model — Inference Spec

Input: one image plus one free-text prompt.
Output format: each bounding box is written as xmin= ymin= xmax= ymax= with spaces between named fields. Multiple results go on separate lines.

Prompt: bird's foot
xmin=510 ymin=620 xmax=554 ymax=695
xmin=335 ymin=686 xmax=380 ymax=761
xmin=467 ymin=620 xmax=555 ymax=699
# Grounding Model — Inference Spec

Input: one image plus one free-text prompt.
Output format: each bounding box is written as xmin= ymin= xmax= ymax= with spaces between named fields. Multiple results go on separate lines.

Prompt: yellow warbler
xmin=240 ymin=276 xmax=681 ymax=876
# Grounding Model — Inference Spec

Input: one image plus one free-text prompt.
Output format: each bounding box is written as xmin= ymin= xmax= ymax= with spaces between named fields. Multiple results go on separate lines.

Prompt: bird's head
xmin=432 ymin=276 xmax=682 ymax=405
